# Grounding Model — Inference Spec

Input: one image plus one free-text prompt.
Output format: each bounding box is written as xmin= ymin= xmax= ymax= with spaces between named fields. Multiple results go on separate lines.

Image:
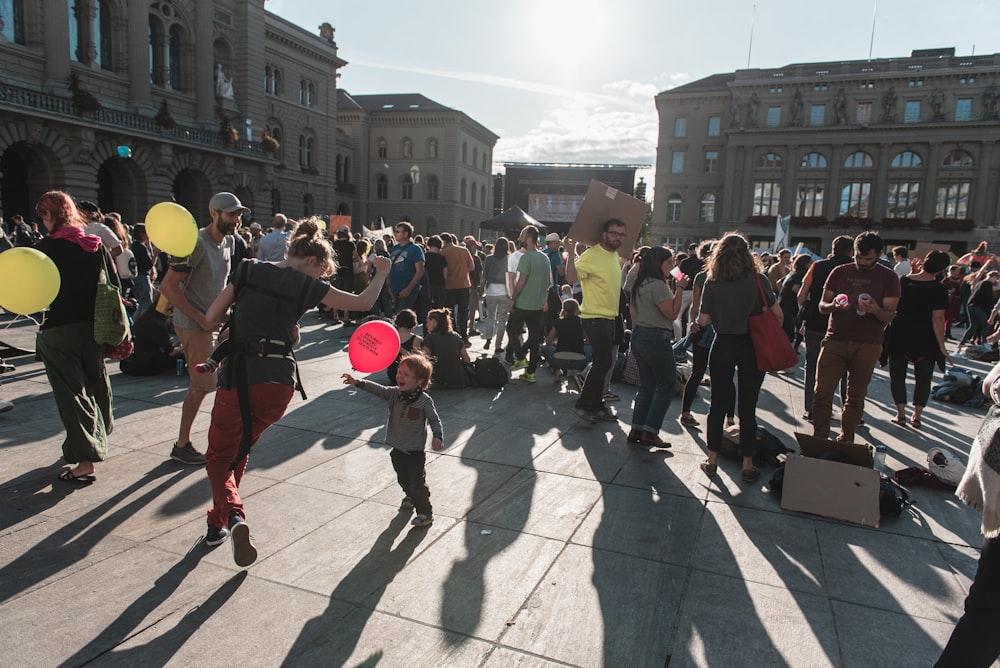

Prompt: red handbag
xmin=104 ymin=338 xmax=134 ymax=360
xmin=747 ymin=274 xmax=798 ymax=372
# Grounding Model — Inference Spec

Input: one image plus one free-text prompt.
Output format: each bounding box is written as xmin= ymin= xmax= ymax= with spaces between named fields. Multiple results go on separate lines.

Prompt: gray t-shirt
xmin=356 ymin=380 xmax=443 ymax=452
xmin=633 ymin=278 xmax=674 ymax=330
xmin=169 ymin=227 xmax=234 ymax=330
xmin=700 ymin=271 xmax=774 ymax=335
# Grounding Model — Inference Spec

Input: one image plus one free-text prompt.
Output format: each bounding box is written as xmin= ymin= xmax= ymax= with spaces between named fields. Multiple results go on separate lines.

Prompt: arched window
xmin=699 ymin=194 xmax=716 ymax=223
xmin=343 ymin=157 xmax=351 ymax=183
xmin=891 ymin=150 xmax=922 ymax=168
xmin=460 ymin=178 xmax=467 ymax=204
xmin=943 ymin=149 xmax=974 ymax=167
xmin=151 ymin=9 xmax=186 ymax=90
xmin=473 ymin=147 xmax=479 ymax=169
xmin=148 ymin=16 xmax=165 ymax=85
xmin=264 ymin=66 xmax=271 ymax=92
xmin=427 ymin=175 xmax=439 ymax=200
xmin=0 ymin=0 xmax=25 ymax=44
xmin=167 ymin=25 xmax=182 ymax=89
xmin=428 ymin=138 xmax=439 ymax=159
xmin=757 ymin=152 xmax=783 ymax=168
xmin=402 ymin=138 xmax=412 ymax=159
xmin=376 ymin=175 xmax=388 ymax=200
xmin=270 ymin=125 xmax=283 ymax=161
xmin=843 ymin=151 xmax=874 ymax=168
xmin=469 ymin=182 xmax=476 ymax=208
xmin=800 ymin=152 xmax=828 ymax=168
xmin=335 ymin=155 xmax=342 ymax=183
xmin=462 ymin=142 xmax=468 ymax=163
xmin=298 ymin=135 xmax=314 ymax=168
xmin=307 ymin=82 xmax=315 ymax=107
xmin=377 ymin=138 xmax=387 ymax=159
xmin=401 ymin=175 xmax=413 ymax=200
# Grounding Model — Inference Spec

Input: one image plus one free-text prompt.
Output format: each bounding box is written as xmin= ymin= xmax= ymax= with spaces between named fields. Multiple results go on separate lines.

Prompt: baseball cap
xmin=78 ymin=200 xmax=100 ymax=213
xmin=545 ymin=232 xmax=561 ymax=243
xmin=208 ymin=192 xmax=251 ymax=215
xmin=249 ymin=222 xmax=262 ymax=230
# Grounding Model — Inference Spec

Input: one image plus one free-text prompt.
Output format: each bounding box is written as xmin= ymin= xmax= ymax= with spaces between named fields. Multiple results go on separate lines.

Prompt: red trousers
xmin=205 ymin=384 xmax=294 ymax=528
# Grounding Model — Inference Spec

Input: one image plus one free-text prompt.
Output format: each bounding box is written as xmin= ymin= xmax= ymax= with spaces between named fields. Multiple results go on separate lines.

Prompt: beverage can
xmin=176 ymin=359 xmax=184 ymax=376
xmin=857 ymin=293 xmax=872 ymax=315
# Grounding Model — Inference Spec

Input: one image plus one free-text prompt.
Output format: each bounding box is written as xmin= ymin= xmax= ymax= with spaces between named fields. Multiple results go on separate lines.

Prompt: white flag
xmin=773 ymin=215 xmax=790 ymax=251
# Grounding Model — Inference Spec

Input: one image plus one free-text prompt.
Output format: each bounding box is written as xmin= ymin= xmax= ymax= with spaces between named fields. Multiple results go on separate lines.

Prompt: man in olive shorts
xmin=160 ymin=192 xmax=243 ymax=464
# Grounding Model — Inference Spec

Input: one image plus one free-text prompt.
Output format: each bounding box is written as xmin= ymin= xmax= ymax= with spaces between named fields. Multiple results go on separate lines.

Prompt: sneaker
xmin=399 ymin=496 xmax=414 ymax=511
xmin=591 ymin=407 xmax=619 ymax=422
xmin=679 ymin=413 xmax=699 ymax=428
xmin=171 ymin=442 xmax=206 ymax=465
xmin=0 ymin=399 xmax=12 ymax=413
xmin=0 ymin=362 xmax=15 ymax=373
xmin=603 ymin=392 xmax=620 ymax=402
xmin=229 ymin=511 xmax=257 ymax=568
xmin=572 ymin=405 xmax=596 ymax=423
xmin=411 ymin=514 xmax=433 ymax=528
xmin=521 ymin=372 xmax=536 ymax=383
xmin=205 ymin=523 xmax=230 ymax=547
xmin=511 ymin=358 xmax=528 ymax=371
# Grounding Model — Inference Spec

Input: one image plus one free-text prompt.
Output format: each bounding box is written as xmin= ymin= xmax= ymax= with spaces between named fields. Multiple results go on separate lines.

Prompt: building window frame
xmin=886 ymin=181 xmax=920 ymax=218
xmin=704 ymin=150 xmax=719 ymax=174
xmin=936 ymin=182 xmax=971 ymax=218
xmin=809 ymin=104 xmax=825 ymax=126
xmin=666 ymin=194 xmax=682 ymax=223
xmin=796 ymin=182 xmax=825 ymax=217
xmin=752 ymin=181 xmax=782 ymax=217
xmin=376 ymin=174 xmax=388 ymax=200
xmin=671 ymin=151 xmax=685 ymax=174
xmin=839 ymin=181 xmax=872 ymax=217
xmin=707 ymin=116 xmax=721 ymax=136
xmin=699 ymin=193 xmax=716 ymax=223
xmin=674 ymin=117 xmax=687 ymax=137
xmin=904 ymin=100 xmax=921 ymax=123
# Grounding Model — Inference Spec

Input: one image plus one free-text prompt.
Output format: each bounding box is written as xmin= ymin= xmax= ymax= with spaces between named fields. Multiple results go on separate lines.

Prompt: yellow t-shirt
xmin=575 ymin=244 xmax=622 ymax=319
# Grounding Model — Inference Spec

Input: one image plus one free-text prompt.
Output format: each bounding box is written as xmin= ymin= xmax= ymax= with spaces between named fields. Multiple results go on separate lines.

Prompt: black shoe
xmin=229 ymin=511 xmax=257 ymax=568
xmin=171 ymin=442 xmax=206 ymax=465
xmin=205 ymin=523 xmax=230 ymax=547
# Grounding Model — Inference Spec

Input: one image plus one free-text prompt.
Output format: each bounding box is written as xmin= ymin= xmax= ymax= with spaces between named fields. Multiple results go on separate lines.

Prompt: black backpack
xmin=474 ymin=356 xmax=509 ymax=388
xmin=879 ymin=477 xmax=911 ymax=517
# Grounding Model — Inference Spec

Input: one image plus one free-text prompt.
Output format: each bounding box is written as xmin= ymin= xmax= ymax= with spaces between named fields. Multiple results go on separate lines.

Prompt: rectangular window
xmin=856 ymin=103 xmax=872 ymax=125
xmin=674 ymin=118 xmax=687 ymax=137
xmin=699 ymin=196 xmax=716 ymax=223
xmin=671 ymin=151 xmax=685 ymax=174
xmin=796 ymin=183 xmax=825 ymax=217
xmin=766 ymin=106 xmax=781 ymax=127
xmin=904 ymin=100 xmax=921 ymax=123
xmin=936 ymin=182 xmax=971 ymax=218
xmin=704 ymin=150 xmax=719 ymax=174
xmin=809 ymin=105 xmax=825 ymax=126
xmin=955 ymin=98 xmax=973 ymax=122
xmin=707 ymin=116 xmax=721 ymax=136
xmin=666 ymin=197 xmax=682 ymax=223
xmin=886 ymin=182 xmax=920 ymax=218
xmin=839 ymin=181 xmax=872 ymax=217
xmin=752 ymin=181 xmax=782 ymax=217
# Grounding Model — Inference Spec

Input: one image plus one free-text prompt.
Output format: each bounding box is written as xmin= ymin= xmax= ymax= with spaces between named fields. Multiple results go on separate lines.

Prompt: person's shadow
xmin=280 ymin=512 xmax=427 ymax=665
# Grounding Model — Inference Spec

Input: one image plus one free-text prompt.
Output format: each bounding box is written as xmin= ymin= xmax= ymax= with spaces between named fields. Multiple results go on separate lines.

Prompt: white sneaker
xmin=0 ymin=400 xmax=13 ymax=413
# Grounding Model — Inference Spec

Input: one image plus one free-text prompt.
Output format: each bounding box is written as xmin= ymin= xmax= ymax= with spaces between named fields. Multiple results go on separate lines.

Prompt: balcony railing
xmin=0 ymin=82 xmax=265 ymax=158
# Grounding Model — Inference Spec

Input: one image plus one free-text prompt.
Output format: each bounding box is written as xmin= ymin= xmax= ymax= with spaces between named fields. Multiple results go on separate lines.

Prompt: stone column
xmin=43 ymin=0 xmax=70 ymax=82
xmin=195 ymin=0 xmax=214 ymax=122
xmin=128 ymin=0 xmax=151 ymax=106
xmin=974 ymin=140 xmax=993 ymax=226
xmin=921 ymin=142 xmax=941 ymax=222
xmin=871 ymin=142 xmax=891 ymax=222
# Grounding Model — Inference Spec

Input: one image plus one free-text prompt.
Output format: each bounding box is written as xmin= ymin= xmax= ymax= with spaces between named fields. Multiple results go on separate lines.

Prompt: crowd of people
xmin=9 ymin=192 xmax=1000 ymax=662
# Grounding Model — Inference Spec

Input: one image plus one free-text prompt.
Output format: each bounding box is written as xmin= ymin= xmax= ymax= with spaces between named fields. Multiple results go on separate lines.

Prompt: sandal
xmin=911 ymin=418 xmax=922 ymax=429
xmin=890 ymin=416 xmax=907 ymax=427
xmin=58 ymin=469 xmax=95 ymax=485
xmin=742 ymin=467 xmax=760 ymax=483
xmin=700 ymin=460 xmax=717 ymax=477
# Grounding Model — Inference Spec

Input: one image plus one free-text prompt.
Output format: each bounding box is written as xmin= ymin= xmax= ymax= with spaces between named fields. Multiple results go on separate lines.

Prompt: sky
xmin=267 ymin=0 xmax=1000 ymax=194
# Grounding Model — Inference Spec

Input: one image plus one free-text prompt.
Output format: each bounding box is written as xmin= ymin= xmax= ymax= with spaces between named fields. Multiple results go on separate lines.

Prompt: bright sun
xmin=529 ymin=1 xmax=608 ymax=71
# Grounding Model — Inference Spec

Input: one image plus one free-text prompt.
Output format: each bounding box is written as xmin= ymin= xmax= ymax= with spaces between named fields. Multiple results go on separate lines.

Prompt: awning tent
xmin=478 ymin=206 xmax=548 ymax=237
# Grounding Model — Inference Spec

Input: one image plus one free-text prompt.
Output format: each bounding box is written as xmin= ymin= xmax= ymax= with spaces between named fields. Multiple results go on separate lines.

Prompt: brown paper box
xmin=566 ymin=179 xmax=649 ymax=256
xmin=781 ymin=455 xmax=881 ymax=528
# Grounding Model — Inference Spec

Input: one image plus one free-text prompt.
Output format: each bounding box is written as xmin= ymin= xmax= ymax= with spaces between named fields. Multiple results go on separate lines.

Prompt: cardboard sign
xmin=329 ymin=215 xmax=351 ymax=232
xmin=794 ymin=432 xmax=873 ymax=468
xmin=781 ymin=455 xmax=881 ymax=528
xmin=566 ymin=180 xmax=649 ymax=257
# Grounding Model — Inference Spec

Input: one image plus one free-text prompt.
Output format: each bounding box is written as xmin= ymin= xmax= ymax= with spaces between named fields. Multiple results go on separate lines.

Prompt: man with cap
xmin=542 ymin=232 xmax=566 ymax=329
xmin=160 ymin=192 xmax=243 ymax=464
xmin=79 ymin=200 xmax=123 ymax=258
xmin=257 ymin=213 xmax=292 ymax=262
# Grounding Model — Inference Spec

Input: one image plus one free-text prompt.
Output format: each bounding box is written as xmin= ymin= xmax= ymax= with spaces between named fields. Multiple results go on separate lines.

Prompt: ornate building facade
xmin=653 ymin=48 xmax=1000 ymax=254
xmin=0 ymin=0 xmax=345 ymax=226
xmin=335 ymin=92 xmax=498 ymax=237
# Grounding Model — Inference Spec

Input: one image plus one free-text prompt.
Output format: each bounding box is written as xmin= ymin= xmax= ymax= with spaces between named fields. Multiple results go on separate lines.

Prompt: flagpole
xmin=868 ymin=0 xmax=878 ymax=61
xmin=747 ymin=5 xmax=756 ymax=69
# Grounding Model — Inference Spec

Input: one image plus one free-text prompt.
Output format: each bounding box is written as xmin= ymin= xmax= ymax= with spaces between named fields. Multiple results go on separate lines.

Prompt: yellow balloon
xmin=0 ymin=247 xmax=61 ymax=315
xmin=145 ymin=202 xmax=198 ymax=256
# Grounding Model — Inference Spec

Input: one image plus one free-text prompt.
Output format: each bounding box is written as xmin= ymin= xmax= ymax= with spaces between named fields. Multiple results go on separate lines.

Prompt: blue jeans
xmin=630 ymin=326 xmax=676 ymax=434
xmin=132 ymin=274 xmax=153 ymax=319
xmin=961 ymin=304 xmax=990 ymax=345
xmin=394 ymin=285 xmax=421 ymax=314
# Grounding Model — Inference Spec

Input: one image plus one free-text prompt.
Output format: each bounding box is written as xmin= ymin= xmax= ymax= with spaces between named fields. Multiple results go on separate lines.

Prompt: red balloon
xmin=348 ymin=320 xmax=401 ymax=373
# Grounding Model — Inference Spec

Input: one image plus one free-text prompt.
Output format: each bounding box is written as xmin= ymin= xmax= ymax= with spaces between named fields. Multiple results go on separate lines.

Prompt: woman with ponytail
xmin=198 ymin=217 xmax=390 ymax=567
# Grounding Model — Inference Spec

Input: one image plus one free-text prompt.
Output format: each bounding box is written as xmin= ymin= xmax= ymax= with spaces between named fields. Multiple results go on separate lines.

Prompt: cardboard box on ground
xmin=781 ymin=433 xmax=881 ymax=528
xmin=565 ymin=180 xmax=649 ymax=256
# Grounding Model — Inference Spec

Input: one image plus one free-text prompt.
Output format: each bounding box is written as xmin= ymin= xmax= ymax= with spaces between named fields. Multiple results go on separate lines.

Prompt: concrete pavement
xmin=0 ymin=313 xmax=994 ymax=667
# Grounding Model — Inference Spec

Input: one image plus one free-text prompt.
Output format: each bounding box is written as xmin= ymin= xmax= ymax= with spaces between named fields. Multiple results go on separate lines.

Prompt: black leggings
xmin=888 ymin=353 xmax=936 ymax=407
xmin=682 ymin=343 xmax=735 ymax=417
